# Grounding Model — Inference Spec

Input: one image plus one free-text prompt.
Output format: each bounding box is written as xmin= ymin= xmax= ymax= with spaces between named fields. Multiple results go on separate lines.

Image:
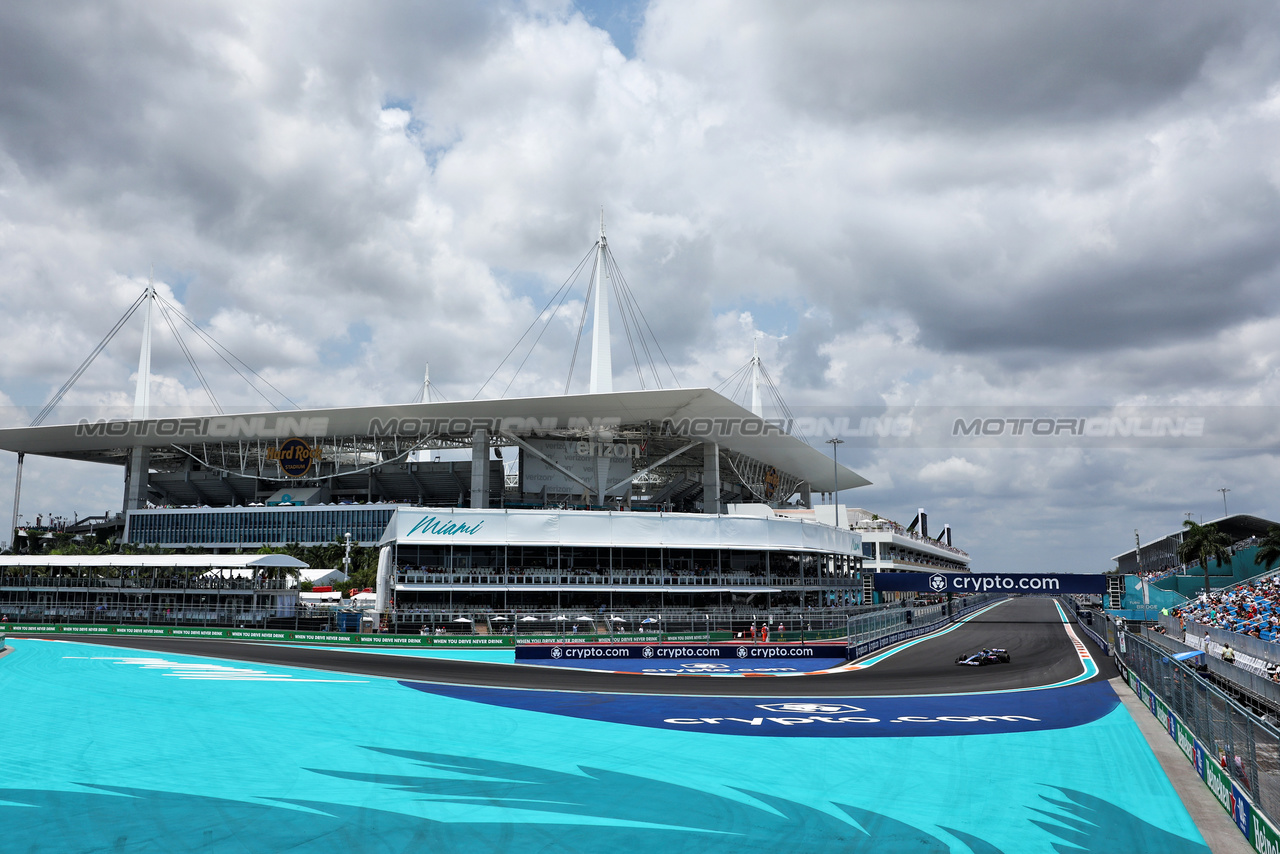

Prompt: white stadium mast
xmin=474 ymin=210 xmax=679 ymax=400
xmin=133 ymin=271 xmax=156 ymax=420
xmin=589 ymin=210 xmax=613 ymax=395
xmin=125 ymin=273 xmax=157 ymax=509
xmin=750 ymin=337 xmax=763 ymax=418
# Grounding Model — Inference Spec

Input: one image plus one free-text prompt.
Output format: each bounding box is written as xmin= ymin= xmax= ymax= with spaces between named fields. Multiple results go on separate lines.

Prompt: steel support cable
xmin=605 ymin=246 xmax=680 ymax=387
xmin=608 ymin=256 xmax=647 ymax=389
xmin=711 ymin=361 xmax=751 ymax=395
xmin=412 ymin=381 xmax=451 ymax=404
xmin=607 ymin=253 xmax=651 ymax=388
xmin=154 ymin=298 xmax=223 ymax=414
xmin=607 ymin=251 xmax=652 ymax=385
xmin=475 ymin=244 xmax=595 ymax=399
xmin=613 ymin=257 xmax=665 ymax=390
xmin=564 ymin=251 xmax=600 ymax=394
xmin=730 ymin=364 xmax=753 ymax=406
xmin=30 ymin=291 xmax=149 ymax=426
xmin=502 ymin=253 xmax=592 ymax=398
xmin=155 ymin=294 xmax=300 ymax=410
xmin=757 ymin=361 xmax=804 ymax=439
xmin=760 ymin=363 xmax=796 ymax=422
xmin=709 ymin=358 xmax=757 ymax=411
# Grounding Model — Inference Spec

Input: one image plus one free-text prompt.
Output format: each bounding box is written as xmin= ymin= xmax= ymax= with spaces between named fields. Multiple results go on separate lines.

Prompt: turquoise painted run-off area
xmin=0 ymin=637 xmax=1208 ymax=853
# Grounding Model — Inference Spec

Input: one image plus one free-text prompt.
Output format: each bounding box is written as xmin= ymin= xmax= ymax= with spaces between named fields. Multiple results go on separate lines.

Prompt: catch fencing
xmin=846 ymin=594 xmax=1001 ymax=660
xmin=1117 ymin=629 xmax=1280 ymax=837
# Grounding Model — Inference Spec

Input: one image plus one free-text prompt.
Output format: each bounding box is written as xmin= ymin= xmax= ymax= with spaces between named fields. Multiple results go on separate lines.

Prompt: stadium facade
xmin=0 ymin=388 xmax=879 ymax=620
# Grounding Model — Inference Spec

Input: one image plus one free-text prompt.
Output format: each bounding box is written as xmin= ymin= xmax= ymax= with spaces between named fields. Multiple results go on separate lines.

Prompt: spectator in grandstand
xmin=1172 ymin=574 xmax=1280 ymax=641
xmin=1222 ymin=643 xmax=1236 ymax=663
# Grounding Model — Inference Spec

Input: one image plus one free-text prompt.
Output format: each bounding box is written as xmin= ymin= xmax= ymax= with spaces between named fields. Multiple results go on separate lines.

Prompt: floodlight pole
xmin=826 ymin=438 xmax=844 ymax=505
xmin=8 ymin=453 xmax=23 ymax=552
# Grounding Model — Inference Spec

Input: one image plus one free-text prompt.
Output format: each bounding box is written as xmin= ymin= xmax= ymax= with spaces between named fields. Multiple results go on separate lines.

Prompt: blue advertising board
xmin=517 ymin=643 xmax=847 ymax=662
xmin=873 ymin=572 xmax=1106 ymax=595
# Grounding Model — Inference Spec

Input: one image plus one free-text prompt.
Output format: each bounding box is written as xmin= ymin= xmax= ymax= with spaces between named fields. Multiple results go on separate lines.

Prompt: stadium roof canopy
xmin=0 ymin=388 xmax=870 ymax=493
xmin=1111 ymin=514 xmax=1278 ymax=563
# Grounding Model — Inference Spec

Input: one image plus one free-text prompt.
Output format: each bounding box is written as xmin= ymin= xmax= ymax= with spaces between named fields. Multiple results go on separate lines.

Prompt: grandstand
xmin=0 ymin=554 xmax=307 ymax=627
xmin=1113 ymin=514 xmax=1278 ymax=596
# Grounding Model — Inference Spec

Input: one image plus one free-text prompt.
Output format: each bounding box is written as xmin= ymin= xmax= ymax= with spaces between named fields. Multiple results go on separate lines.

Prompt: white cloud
xmin=918 ymin=456 xmax=987 ymax=486
xmin=1 ymin=1 xmax=1279 ymax=569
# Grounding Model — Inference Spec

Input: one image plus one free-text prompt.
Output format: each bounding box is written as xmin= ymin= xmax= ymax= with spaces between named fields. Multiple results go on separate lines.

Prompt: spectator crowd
xmin=1173 ymin=575 xmax=1280 ymax=640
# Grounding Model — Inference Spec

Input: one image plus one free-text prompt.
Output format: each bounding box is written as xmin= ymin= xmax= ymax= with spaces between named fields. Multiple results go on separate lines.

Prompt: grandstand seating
xmin=1173 ymin=573 xmax=1280 ymax=641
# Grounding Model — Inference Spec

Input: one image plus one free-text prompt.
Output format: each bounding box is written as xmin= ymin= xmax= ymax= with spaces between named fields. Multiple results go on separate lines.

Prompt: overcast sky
xmin=2 ymin=0 xmax=1279 ymax=573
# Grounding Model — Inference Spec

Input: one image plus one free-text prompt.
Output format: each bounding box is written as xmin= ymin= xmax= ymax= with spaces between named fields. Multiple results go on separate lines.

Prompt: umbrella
xmin=576 ymin=615 xmax=594 ymax=621
xmin=519 ymin=616 xmax=538 ymax=622
xmin=452 ymin=617 xmax=473 ymax=623
xmin=491 ymin=616 xmax=508 ymax=621
xmin=552 ymin=615 xmax=568 ymax=621
xmin=641 ymin=618 xmax=658 ymax=624
xmin=609 ymin=616 xmax=626 ymax=622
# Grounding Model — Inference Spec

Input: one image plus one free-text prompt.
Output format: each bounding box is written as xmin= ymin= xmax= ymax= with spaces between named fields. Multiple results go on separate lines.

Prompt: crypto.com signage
xmin=874 ymin=572 xmax=1106 ymax=595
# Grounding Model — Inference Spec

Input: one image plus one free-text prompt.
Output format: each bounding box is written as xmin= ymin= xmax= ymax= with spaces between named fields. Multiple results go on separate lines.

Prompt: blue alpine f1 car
xmin=955 ymin=648 xmax=1011 ymax=666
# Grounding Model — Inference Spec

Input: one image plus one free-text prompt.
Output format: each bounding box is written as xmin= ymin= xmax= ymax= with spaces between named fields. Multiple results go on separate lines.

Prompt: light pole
xmin=825 ymin=437 xmax=844 ymax=506
xmin=1218 ymin=487 xmax=1230 ymax=517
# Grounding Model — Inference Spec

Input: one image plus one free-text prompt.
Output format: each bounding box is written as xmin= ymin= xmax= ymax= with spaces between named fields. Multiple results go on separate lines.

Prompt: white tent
xmin=300 ymin=568 xmax=349 ymax=586
xmin=299 ymin=591 xmax=341 ymax=603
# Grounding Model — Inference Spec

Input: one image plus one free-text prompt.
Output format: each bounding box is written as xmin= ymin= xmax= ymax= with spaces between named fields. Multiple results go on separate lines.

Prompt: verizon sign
xmin=521 ymin=437 xmax=638 ymax=497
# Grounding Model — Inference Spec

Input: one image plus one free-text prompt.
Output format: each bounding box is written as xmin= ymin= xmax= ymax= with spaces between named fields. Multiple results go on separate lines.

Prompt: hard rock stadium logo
xmin=267 ymin=437 xmax=321 ymax=477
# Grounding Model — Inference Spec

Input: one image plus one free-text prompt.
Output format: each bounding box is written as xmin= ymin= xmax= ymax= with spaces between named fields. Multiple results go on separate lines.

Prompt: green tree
xmin=1253 ymin=526 xmax=1280 ymax=574
xmin=1177 ymin=520 xmax=1234 ymax=596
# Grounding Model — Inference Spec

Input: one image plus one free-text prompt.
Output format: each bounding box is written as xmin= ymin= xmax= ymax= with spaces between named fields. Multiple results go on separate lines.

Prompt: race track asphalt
xmin=39 ymin=596 xmax=1116 ymax=697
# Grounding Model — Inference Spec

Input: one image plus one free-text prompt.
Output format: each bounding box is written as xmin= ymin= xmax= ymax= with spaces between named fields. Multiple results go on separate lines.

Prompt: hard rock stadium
xmin=0 ymin=224 xmax=1268 ymax=853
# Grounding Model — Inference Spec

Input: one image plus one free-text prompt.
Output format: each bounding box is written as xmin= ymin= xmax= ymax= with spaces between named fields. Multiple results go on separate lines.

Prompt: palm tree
xmin=1178 ymin=520 xmax=1234 ymax=596
xmin=1254 ymin=526 xmax=1280 ymax=574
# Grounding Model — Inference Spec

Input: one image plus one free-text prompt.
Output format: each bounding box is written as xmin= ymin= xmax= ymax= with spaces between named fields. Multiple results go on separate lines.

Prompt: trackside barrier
xmin=1074 ymin=610 xmax=1112 ymax=656
xmin=517 ymin=643 xmax=848 ymax=661
xmin=848 ymin=614 xmax=949 ymax=660
xmin=1117 ymin=631 xmax=1280 ymax=853
xmin=846 ymin=594 xmax=1003 ymax=661
xmin=3 ymin=623 xmax=831 ymax=650
xmin=515 ymin=632 xmax=709 ymax=645
xmin=0 ymin=623 xmax=513 ymax=647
